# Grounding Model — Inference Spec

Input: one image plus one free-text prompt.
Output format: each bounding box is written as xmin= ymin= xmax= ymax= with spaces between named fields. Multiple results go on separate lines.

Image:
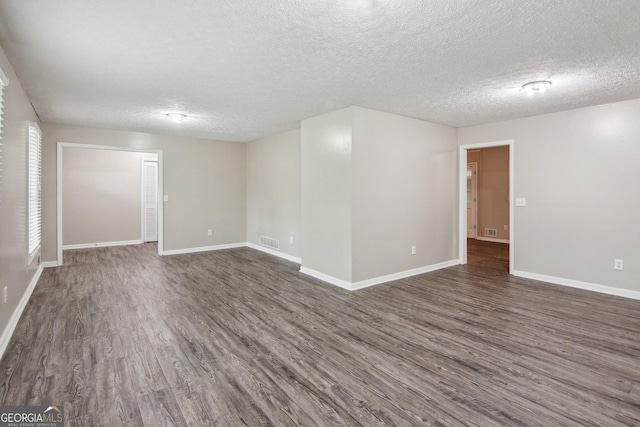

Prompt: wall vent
xmin=260 ymin=236 xmax=280 ymax=250
xmin=484 ymin=228 xmax=498 ymax=237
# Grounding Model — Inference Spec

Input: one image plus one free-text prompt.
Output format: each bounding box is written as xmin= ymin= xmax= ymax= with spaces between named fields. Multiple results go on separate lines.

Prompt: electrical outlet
xmin=290 ymin=236 xmax=293 ymax=244
xmin=207 ymin=229 xmax=213 ymax=236
xmin=614 ymin=259 xmax=624 ymax=270
xmin=3 ymin=286 xmax=7 ymax=304
xmin=504 ymin=225 xmax=508 ymax=231
xmin=411 ymin=246 xmax=416 ymax=255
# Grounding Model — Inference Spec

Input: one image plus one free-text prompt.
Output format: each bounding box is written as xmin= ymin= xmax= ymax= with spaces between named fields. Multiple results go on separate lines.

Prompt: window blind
xmin=28 ymin=122 xmax=42 ymax=262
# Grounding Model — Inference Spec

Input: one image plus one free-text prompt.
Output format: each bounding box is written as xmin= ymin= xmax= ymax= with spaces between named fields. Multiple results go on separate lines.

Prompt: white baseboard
xmin=63 ymin=240 xmax=143 ymax=250
xmin=163 ymin=242 xmax=246 ymax=256
xmin=513 ymin=270 xmax=640 ymax=301
xmin=476 ymin=237 xmax=510 ymax=244
xmin=246 ymin=243 xmax=301 ymax=264
xmin=0 ymin=265 xmax=43 ymax=361
xmin=352 ymin=259 xmax=460 ymax=290
xmin=299 ymin=267 xmax=353 ymax=290
xmin=41 ymin=261 xmax=59 ymax=268
xmin=300 ymin=259 xmax=459 ymax=291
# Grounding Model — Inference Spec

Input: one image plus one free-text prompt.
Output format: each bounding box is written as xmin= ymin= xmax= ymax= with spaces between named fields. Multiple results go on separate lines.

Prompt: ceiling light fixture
xmin=165 ymin=113 xmax=187 ymax=122
xmin=522 ymin=80 xmax=552 ymax=95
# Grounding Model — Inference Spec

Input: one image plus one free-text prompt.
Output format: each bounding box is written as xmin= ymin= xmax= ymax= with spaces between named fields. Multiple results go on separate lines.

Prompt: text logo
xmin=0 ymin=405 xmax=64 ymax=427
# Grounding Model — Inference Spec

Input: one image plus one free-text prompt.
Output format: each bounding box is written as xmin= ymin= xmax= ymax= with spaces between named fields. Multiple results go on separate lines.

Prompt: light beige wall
xmin=351 ymin=107 xmax=458 ymax=282
xmin=459 ymin=98 xmax=640 ymax=292
xmin=42 ymin=123 xmax=247 ymax=261
xmin=63 ymin=148 xmax=143 ymax=246
xmin=476 ymin=146 xmax=509 ymax=241
xmin=301 ymin=108 xmax=353 ymax=281
xmin=246 ymin=129 xmax=300 ymax=258
xmin=0 ymin=46 xmax=41 ymax=347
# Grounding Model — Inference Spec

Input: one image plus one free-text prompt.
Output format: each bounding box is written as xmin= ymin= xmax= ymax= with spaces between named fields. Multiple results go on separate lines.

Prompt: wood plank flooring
xmin=1 ymin=242 xmax=639 ymax=426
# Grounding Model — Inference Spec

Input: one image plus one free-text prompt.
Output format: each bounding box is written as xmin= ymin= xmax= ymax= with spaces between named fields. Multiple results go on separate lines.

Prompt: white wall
xmin=62 ymin=148 xmax=144 ymax=246
xmin=246 ymin=129 xmax=301 ymax=259
xmin=42 ymin=123 xmax=247 ymax=262
xmin=301 ymin=108 xmax=353 ymax=282
xmin=459 ymin=98 xmax=640 ymax=293
xmin=352 ymin=107 xmax=458 ymax=282
xmin=0 ymin=45 xmax=41 ymax=354
xmin=300 ymin=106 xmax=458 ymax=287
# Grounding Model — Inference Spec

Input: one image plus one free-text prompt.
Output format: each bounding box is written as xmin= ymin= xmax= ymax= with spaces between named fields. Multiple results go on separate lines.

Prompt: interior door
xmin=467 ymin=163 xmax=478 ymax=238
xmin=142 ymin=160 xmax=158 ymax=242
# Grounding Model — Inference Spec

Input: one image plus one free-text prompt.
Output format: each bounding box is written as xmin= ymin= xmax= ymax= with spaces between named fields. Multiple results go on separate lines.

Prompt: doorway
xmin=56 ymin=143 xmax=164 ymax=266
xmin=458 ymin=140 xmax=514 ymax=274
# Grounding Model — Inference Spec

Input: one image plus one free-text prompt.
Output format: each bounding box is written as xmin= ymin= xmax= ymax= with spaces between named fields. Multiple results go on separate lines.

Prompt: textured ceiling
xmin=0 ymin=0 xmax=639 ymax=142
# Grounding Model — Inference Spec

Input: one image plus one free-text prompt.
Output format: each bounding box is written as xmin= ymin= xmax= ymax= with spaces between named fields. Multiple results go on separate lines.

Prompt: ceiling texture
xmin=0 ymin=0 xmax=639 ymax=142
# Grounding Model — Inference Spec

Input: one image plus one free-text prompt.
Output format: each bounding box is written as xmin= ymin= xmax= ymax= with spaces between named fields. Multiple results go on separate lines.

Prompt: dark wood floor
xmin=1 ymin=241 xmax=639 ymax=426
xmin=466 ymin=238 xmax=509 ymax=272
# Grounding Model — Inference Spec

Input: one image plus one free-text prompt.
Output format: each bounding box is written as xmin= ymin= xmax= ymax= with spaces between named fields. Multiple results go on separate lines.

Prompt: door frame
xmin=56 ymin=142 xmax=164 ymax=266
xmin=458 ymin=140 xmax=514 ymax=274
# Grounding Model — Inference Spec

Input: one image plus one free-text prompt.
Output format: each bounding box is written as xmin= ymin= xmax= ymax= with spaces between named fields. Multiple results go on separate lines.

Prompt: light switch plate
xmin=163 ymin=195 xmax=169 ymax=202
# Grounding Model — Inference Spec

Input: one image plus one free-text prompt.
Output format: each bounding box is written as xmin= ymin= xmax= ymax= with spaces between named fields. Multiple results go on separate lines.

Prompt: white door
xmin=142 ymin=160 xmax=158 ymax=242
xmin=467 ymin=163 xmax=478 ymax=239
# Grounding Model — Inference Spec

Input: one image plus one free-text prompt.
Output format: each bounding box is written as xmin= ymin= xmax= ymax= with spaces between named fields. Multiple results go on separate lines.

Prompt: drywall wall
xmin=351 ymin=106 xmax=458 ymax=282
xmin=0 ymin=45 xmax=41 ymax=355
xmin=41 ymin=124 xmax=247 ymax=262
xmin=459 ymin=98 xmax=640 ymax=292
xmin=246 ymin=129 xmax=301 ymax=259
xmin=301 ymin=108 xmax=353 ymax=282
xmin=62 ymin=148 xmax=143 ymax=246
xmin=468 ymin=146 xmax=510 ymax=241
xmin=300 ymin=106 xmax=458 ymax=286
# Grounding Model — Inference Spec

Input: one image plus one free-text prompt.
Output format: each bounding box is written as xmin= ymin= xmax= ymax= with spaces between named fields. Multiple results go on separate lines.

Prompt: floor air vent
xmin=260 ymin=236 xmax=280 ymax=250
xmin=484 ymin=228 xmax=498 ymax=237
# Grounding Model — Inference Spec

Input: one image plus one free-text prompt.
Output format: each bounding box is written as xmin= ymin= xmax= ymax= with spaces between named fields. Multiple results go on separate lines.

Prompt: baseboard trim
xmin=300 ymin=259 xmax=460 ymax=291
xmin=41 ymin=261 xmax=59 ymax=268
xmin=476 ymin=237 xmax=510 ymax=244
xmin=0 ymin=265 xmax=43 ymax=361
xmin=63 ymin=240 xmax=143 ymax=250
xmin=299 ymin=267 xmax=353 ymax=290
xmin=352 ymin=259 xmax=460 ymax=291
xmin=246 ymin=243 xmax=301 ymax=264
xmin=513 ymin=270 xmax=640 ymax=301
xmin=163 ymin=243 xmax=246 ymax=256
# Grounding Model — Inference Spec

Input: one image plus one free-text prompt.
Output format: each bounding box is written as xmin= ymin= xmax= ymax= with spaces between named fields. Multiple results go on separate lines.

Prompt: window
xmin=28 ymin=122 xmax=42 ymax=263
xmin=0 ymin=66 xmax=8 ymax=205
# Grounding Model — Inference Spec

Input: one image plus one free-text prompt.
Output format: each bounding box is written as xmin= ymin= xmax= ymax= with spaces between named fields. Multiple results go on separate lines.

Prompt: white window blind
xmin=28 ymin=122 xmax=42 ymax=262
xmin=0 ymin=66 xmax=9 ymax=206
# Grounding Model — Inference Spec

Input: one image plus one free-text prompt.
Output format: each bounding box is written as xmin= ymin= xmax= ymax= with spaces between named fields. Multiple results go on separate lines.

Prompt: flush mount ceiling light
xmin=522 ymin=80 xmax=552 ymax=95
xmin=165 ymin=113 xmax=187 ymax=122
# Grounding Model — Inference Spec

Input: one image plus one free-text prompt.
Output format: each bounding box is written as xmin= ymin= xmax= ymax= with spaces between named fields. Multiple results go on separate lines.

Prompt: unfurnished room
xmin=0 ymin=1 xmax=639 ymax=426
